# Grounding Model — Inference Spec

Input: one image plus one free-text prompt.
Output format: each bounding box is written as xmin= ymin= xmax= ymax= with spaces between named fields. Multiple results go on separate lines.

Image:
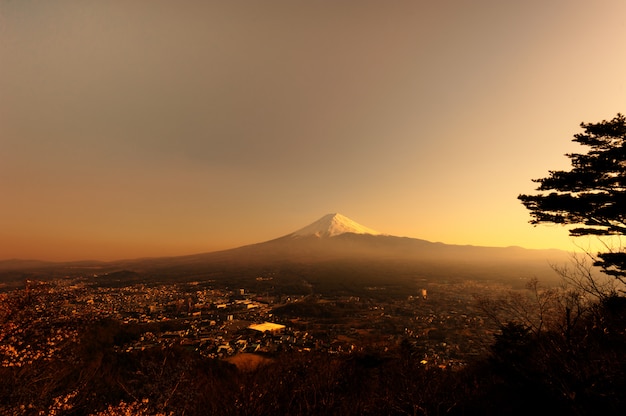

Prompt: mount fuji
xmin=94 ymin=213 xmax=570 ymax=285
xmin=0 ymin=213 xmax=572 ymax=288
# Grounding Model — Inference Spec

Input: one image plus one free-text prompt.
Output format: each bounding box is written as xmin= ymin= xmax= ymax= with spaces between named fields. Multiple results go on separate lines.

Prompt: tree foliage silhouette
xmin=519 ymin=113 xmax=626 ymax=280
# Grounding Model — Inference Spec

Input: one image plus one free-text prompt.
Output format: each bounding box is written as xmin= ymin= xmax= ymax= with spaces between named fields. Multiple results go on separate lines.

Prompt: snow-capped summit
xmin=290 ymin=213 xmax=381 ymax=238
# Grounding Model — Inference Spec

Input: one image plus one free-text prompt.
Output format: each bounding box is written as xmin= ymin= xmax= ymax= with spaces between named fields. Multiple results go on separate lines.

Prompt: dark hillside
xmin=1 ymin=233 xmax=571 ymax=291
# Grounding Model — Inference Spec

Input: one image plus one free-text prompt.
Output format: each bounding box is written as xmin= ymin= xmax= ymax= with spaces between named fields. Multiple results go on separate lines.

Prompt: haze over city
xmin=2 ymin=0 xmax=626 ymax=261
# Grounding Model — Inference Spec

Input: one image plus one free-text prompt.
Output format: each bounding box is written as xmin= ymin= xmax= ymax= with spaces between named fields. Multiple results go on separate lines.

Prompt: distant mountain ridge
xmin=0 ymin=213 xmax=574 ymax=287
xmin=110 ymin=213 xmax=571 ymax=284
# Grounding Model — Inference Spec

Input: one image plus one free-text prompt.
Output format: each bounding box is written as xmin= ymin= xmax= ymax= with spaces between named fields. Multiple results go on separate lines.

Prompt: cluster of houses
xmin=1 ymin=276 xmax=506 ymax=370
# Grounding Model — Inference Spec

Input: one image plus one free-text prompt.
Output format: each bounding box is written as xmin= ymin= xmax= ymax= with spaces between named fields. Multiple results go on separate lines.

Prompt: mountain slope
xmin=0 ymin=213 xmax=573 ymax=288
xmin=112 ymin=214 xmax=571 ymax=286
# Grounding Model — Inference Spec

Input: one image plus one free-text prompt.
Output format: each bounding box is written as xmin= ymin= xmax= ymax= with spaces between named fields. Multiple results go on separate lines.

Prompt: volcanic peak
xmin=290 ymin=213 xmax=381 ymax=238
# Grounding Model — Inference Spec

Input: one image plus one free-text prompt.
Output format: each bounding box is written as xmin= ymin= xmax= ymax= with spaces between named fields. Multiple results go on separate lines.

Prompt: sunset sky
xmin=2 ymin=0 xmax=626 ymax=261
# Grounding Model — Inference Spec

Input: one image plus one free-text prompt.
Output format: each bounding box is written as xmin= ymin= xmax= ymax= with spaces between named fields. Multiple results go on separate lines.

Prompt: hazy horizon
xmin=1 ymin=212 xmax=574 ymax=263
xmin=2 ymin=1 xmax=625 ymax=261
